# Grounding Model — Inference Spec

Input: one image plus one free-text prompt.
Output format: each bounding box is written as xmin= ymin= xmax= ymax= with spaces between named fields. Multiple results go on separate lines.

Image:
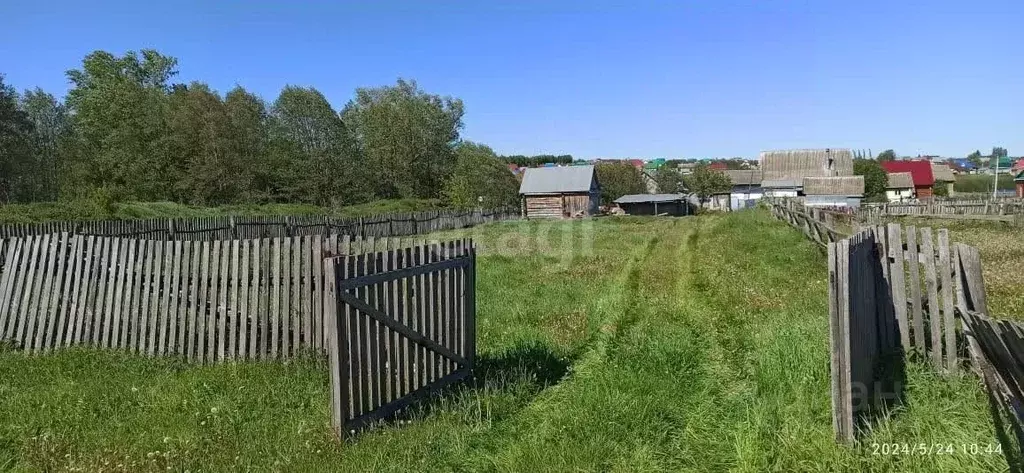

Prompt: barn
xmin=519 ymin=165 xmax=600 ymax=219
xmin=760 ymin=149 xmax=854 ymax=182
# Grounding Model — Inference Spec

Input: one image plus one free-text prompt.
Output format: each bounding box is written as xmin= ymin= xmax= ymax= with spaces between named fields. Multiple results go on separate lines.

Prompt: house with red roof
xmin=709 ymin=162 xmax=727 ymax=171
xmin=881 ymin=160 xmax=935 ymax=199
xmin=1012 ymin=158 xmax=1024 ymax=175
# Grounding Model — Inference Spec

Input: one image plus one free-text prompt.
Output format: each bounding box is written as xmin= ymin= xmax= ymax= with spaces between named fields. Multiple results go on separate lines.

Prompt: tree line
xmin=0 ymin=50 xmax=520 ymax=210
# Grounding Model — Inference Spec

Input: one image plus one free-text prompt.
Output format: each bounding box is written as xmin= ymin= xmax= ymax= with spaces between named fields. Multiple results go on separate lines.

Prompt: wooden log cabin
xmin=519 ymin=165 xmax=600 ymax=219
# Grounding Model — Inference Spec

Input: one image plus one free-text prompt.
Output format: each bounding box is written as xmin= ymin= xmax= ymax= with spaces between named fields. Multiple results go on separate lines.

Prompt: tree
xmin=967 ymin=150 xmax=983 ymax=167
xmin=992 ymin=147 xmax=1008 ymax=159
xmin=877 ymin=149 xmax=896 ymax=162
xmin=224 ymin=86 xmax=272 ymax=202
xmin=595 ymin=162 xmax=646 ymax=205
xmin=683 ymin=164 xmax=731 ymax=205
xmin=65 ymin=50 xmax=178 ymax=200
xmin=654 ymin=167 xmax=686 ymax=193
xmin=853 ymin=158 xmax=888 ymax=201
xmin=0 ymin=75 xmax=35 ymax=203
xmin=19 ymin=88 xmax=69 ymax=201
xmin=343 ymin=79 xmax=463 ymax=199
xmin=443 ymin=141 xmax=519 ymax=209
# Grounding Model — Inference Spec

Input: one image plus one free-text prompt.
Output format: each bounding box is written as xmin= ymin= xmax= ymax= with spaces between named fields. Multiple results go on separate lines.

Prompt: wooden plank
xmin=292 ymin=236 xmax=302 ymax=354
xmin=166 ymin=241 xmax=183 ymax=355
xmin=185 ymin=241 xmax=201 ymax=360
xmin=175 ymin=240 xmax=191 ymax=356
xmin=258 ymin=238 xmax=270 ymax=359
xmin=887 ymin=224 xmax=909 ymax=351
xmin=229 ymin=239 xmax=240 ymax=359
xmin=271 ymin=237 xmax=281 ymax=359
xmin=367 ymin=244 xmax=381 ymax=410
xmin=838 ymin=238 xmax=854 ymax=443
xmin=111 ymin=237 xmax=131 ymax=350
xmin=114 ymin=238 xmax=136 ymax=350
xmin=239 ymin=238 xmax=250 ymax=360
xmin=466 ymin=241 xmax=476 ymax=370
xmin=938 ymin=230 xmax=956 ymax=373
xmin=99 ymin=237 xmax=122 ymax=348
xmin=0 ymin=238 xmax=23 ymax=336
xmin=205 ymin=240 xmax=220 ymax=362
xmin=325 ymin=256 xmax=345 ymax=435
xmin=302 ymin=235 xmax=313 ymax=352
xmin=157 ymin=240 xmax=174 ymax=356
xmin=398 ymin=244 xmax=411 ymax=397
xmin=359 ymin=250 xmax=373 ymax=415
xmin=919 ymin=228 xmax=942 ymax=370
xmin=18 ymin=235 xmax=46 ymax=348
xmin=126 ymin=239 xmax=147 ymax=352
xmin=313 ymin=235 xmax=323 ymax=351
xmin=30 ymin=233 xmax=59 ymax=353
xmin=135 ymin=240 xmax=153 ymax=354
xmin=218 ymin=239 xmax=230 ymax=361
xmin=196 ymin=241 xmax=211 ymax=362
xmin=281 ymin=236 xmax=292 ymax=358
xmin=45 ymin=233 xmax=74 ymax=352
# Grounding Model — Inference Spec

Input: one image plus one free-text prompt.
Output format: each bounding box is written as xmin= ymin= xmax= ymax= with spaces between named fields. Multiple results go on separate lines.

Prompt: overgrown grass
xmin=889 ymin=216 xmax=1023 ymax=320
xmin=954 ymin=174 xmax=1015 ymax=193
xmin=0 ymin=213 xmax=1006 ymax=471
xmin=0 ymin=198 xmax=446 ymax=224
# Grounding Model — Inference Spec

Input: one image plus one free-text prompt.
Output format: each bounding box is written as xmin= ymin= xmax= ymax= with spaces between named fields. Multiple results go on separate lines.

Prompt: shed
xmin=802 ymin=176 xmax=864 ymax=208
xmin=931 ymin=163 xmax=956 ymax=195
xmin=724 ymin=169 xmax=763 ymax=210
xmin=613 ymin=194 xmax=690 ymax=216
xmin=760 ymin=149 xmax=854 ymax=181
xmin=761 ymin=179 xmax=802 ymax=198
xmin=881 ymin=160 xmax=935 ymax=199
xmin=885 ymin=172 xmax=915 ymax=202
xmin=519 ymin=165 xmax=600 ymax=219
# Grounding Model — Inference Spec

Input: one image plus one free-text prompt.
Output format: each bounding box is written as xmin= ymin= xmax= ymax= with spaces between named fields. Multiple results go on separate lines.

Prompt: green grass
xmin=0 ymin=198 xmax=446 ymax=224
xmin=0 ymin=212 xmax=1006 ymax=471
xmin=954 ymin=174 xmax=1015 ymax=193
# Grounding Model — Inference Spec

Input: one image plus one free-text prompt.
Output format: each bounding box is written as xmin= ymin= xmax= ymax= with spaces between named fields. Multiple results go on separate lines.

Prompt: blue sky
xmin=2 ymin=1 xmax=1021 ymax=159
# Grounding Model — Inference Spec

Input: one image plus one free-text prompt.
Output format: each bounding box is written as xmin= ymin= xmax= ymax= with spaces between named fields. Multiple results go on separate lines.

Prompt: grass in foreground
xmin=0 ymin=213 xmax=1006 ymax=471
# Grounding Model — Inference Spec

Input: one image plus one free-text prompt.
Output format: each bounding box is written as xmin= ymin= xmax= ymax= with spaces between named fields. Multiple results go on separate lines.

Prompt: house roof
xmin=723 ymin=169 xmax=762 ymax=186
xmin=519 ymin=165 xmax=597 ymax=194
xmin=761 ymin=179 xmax=802 ymax=189
xmin=931 ymin=163 xmax=955 ymax=182
xmin=1015 ymin=169 xmax=1024 ymax=181
xmin=1013 ymin=158 xmax=1024 ymax=170
xmin=802 ymin=176 xmax=865 ymax=196
xmin=881 ymin=160 xmax=934 ymax=186
xmin=709 ymin=162 xmax=728 ymax=170
xmin=886 ymin=172 xmax=914 ymax=189
xmin=614 ymin=193 xmax=686 ymax=204
xmin=760 ymin=149 xmax=854 ymax=181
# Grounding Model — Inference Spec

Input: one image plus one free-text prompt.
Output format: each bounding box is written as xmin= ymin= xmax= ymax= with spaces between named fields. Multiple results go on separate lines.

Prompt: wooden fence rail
xmin=0 ymin=232 xmax=463 ymax=361
xmin=860 ymin=201 xmax=1024 ymax=226
xmin=0 ymin=207 xmax=519 ymax=240
xmin=325 ymin=240 xmax=476 ymax=436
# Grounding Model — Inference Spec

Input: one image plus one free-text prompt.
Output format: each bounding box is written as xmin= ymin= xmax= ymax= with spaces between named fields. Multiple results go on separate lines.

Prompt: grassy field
xmin=0 ymin=198 xmax=447 ymax=224
xmin=889 ymin=216 xmax=1023 ymax=320
xmin=0 ymin=212 xmax=1006 ymax=471
xmin=954 ymin=174 xmax=1015 ymax=193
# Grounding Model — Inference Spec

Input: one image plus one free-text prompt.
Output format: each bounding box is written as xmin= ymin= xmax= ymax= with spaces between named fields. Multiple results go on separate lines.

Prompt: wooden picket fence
xmin=860 ymin=201 xmax=1024 ymax=226
xmin=324 ymin=240 xmax=476 ymax=436
xmin=768 ymin=201 xmax=846 ymax=247
xmin=0 ymin=232 xmax=460 ymax=361
xmin=826 ymin=224 xmax=980 ymax=443
xmin=0 ymin=207 xmax=519 ymax=240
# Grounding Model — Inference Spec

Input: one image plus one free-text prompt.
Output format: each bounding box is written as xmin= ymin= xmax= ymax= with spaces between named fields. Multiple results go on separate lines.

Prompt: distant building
xmin=760 ymin=149 xmax=854 ymax=182
xmin=802 ymin=176 xmax=865 ymax=208
xmin=709 ymin=162 xmax=727 ymax=171
xmin=881 ymin=160 xmax=935 ymax=199
xmin=885 ymin=172 xmax=915 ymax=202
xmin=519 ymin=165 xmax=600 ymax=219
xmin=762 ymin=179 xmax=802 ymax=198
xmin=1016 ymin=170 xmax=1024 ymax=198
xmin=723 ymin=169 xmax=763 ymax=210
xmin=931 ymin=163 xmax=956 ymax=195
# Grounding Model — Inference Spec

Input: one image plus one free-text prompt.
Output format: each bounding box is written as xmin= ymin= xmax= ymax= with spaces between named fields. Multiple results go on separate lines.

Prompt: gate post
xmin=324 ymin=256 xmax=348 ymax=438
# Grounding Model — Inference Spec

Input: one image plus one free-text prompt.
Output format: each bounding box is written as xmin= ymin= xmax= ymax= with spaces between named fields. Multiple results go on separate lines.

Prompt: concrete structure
xmin=519 ymin=166 xmax=600 ymax=219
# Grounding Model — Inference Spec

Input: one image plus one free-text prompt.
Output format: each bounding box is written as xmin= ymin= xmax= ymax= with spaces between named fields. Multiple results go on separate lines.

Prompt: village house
xmin=881 ymin=160 xmax=935 ymax=199
xmin=885 ymin=172 xmax=915 ymax=202
xmin=1016 ymin=169 xmax=1024 ymax=198
xmin=759 ymin=148 xmax=854 ymax=196
xmin=518 ymin=165 xmax=600 ymax=219
xmin=802 ymin=176 xmax=865 ymax=208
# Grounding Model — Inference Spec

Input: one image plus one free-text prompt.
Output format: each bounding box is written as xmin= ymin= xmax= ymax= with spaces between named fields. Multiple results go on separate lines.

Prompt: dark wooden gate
xmin=324 ymin=239 xmax=476 ymax=436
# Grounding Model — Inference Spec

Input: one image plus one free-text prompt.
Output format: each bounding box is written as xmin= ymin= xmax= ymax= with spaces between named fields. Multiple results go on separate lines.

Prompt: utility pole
xmin=993 ymin=154 xmax=999 ymax=199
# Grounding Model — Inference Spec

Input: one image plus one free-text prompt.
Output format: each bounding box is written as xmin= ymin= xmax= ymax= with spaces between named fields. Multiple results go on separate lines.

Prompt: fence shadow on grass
xmin=985 ymin=378 xmax=1024 ymax=473
xmin=350 ymin=341 xmax=570 ymax=437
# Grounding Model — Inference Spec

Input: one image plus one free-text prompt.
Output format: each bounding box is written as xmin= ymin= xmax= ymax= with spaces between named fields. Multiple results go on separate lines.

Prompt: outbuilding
xmin=802 ymin=176 xmax=865 ymax=208
xmin=881 ymin=160 xmax=935 ymax=199
xmin=724 ymin=169 xmax=763 ymax=210
xmin=1016 ymin=170 xmax=1024 ymax=198
xmin=614 ymin=194 xmax=691 ymax=216
xmin=885 ymin=172 xmax=915 ymax=202
xmin=519 ymin=165 xmax=600 ymax=219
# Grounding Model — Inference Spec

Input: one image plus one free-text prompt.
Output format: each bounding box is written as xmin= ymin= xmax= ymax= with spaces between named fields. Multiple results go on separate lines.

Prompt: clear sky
xmin=1 ymin=1 xmax=1021 ymax=159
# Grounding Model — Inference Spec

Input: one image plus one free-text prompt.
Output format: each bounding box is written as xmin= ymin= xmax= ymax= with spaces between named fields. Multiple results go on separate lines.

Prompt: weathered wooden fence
xmin=768 ymin=201 xmax=846 ymax=246
xmin=0 ymin=207 xmax=519 ymax=240
xmin=0 ymin=232 xmax=456 ymax=361
xmin=861 ymin=201 xmax=1024 ymax=225
xmin=324 ymin=240 xmax=476 ymax=436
